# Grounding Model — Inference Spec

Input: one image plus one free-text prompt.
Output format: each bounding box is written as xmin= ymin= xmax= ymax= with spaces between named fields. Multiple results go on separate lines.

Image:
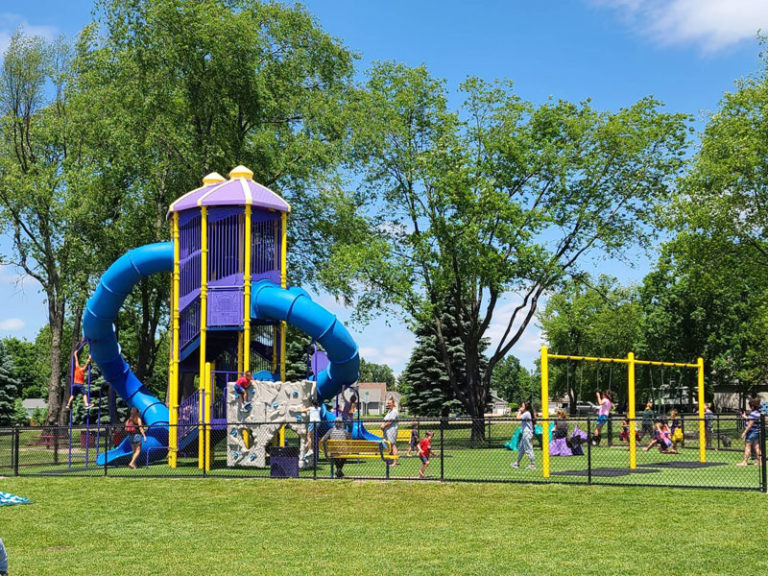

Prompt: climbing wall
xmin=227 ymin=379 xmax=315 ymax=467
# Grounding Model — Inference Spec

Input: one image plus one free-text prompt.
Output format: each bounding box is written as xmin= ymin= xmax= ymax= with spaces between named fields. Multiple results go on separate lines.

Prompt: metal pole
xmin=104 ymin=425 xmax=109 ymax=476
xmin=13 ymin=428 xmax=19 ymax=476
xmin=440 ymin=417 xmax=445 ymax=481
xmin=587 ymin=417 xmax=592 ymax=485
xmin=541 ymin=346 xmax=550 ymax=478
xmin=628 ymin=352 xmax=636 ymax=469
xmin=716 ymin=413 xmax=721 ymax=451
xmin=760 ymin=415 xmax=766 ymax=494
xmin=697 ymin=357 xmax=706 ymax=463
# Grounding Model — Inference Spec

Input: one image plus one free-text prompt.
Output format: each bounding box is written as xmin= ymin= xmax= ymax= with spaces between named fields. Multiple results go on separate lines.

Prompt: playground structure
xmin=540 ymin=347 xmax=706 ymax=478
xmin=80 ymin=166 xmax=372 ymax=470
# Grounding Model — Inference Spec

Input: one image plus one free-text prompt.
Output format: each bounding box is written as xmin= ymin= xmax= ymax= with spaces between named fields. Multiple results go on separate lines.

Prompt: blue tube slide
xmin=83 ymin=243 xmax=173 ymax=466
xmin=250 ymin=280 xmax=360 ymax=400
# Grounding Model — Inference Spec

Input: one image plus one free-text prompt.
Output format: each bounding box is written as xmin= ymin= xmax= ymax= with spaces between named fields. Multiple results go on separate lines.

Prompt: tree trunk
xmin=45 ymin=294 xmax=66 ymax=463
xmin=465 ymin=340 xmax=486 ymax=442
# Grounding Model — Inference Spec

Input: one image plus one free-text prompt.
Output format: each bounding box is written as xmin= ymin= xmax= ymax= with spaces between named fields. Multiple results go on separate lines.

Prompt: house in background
xmin=21 ymin=398 xmax=47 ymax=417
xmin=357 ymin=382 xmax=401 ymax=415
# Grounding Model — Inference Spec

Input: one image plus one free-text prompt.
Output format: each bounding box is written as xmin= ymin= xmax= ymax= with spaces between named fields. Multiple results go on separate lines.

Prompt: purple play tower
xmin=167 ymin=166 xmax=291 ymax=454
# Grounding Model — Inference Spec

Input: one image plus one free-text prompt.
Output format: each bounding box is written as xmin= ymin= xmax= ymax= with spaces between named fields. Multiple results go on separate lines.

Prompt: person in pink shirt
xmin=592 ymin=390 xmax=613 ymax=445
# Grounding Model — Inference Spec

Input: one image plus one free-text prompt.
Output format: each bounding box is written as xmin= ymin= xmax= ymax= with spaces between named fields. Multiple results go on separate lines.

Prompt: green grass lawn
xmin=1 ymin=476 xmax=767 ymax=575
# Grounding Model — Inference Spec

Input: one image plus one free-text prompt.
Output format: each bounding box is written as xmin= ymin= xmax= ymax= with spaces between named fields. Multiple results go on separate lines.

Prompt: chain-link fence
xmin=3 ymin=415 xmax=765 ymax=491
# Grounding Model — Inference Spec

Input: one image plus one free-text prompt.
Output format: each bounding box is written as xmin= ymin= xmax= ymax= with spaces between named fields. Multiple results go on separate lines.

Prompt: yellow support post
xmin=698 ymin=357 xmax=706 ymax=463
xmin=541 ymin=346 xmax=550 ymax=479
xmin=204 ymin=362 xmax=213 ymax=472
xmin=628 ymin=352 xmax=636 ymax=470
xmin=198 ymin=206 xmax=208 ymax=470
xmin=169 ymin=212 xmax=181 ymax=467
xmin=243 ymin=205 xmax=252 ymax=373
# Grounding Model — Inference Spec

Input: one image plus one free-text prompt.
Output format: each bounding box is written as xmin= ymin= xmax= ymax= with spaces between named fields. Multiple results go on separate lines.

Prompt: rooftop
xmin=168 ymin=166 xmax=291 ymax=215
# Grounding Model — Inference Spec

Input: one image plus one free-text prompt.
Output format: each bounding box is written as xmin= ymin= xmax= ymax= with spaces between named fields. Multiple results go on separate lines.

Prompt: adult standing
xmin=381 ymin=396 xmax=399 ymax=463
xmin=512 ymin=401 xmax=536 ymax=470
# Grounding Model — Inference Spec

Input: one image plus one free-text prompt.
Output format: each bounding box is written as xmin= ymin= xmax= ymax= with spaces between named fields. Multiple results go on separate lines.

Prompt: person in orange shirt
xmin=66 ymin=352 xmax=93 ymax=410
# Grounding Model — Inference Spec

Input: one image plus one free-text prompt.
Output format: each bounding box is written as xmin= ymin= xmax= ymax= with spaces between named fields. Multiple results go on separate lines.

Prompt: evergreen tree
xmin=401 ymin=300 xmax=486 ymax=417
xmin=0 ymin=342 xmax=21 ymax=426
xmin=284 ymin=326 xmax=313 ymax=382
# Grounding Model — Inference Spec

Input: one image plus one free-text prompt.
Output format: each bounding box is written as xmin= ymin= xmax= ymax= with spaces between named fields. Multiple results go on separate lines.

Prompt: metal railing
xmin=2 ymin=415 xmax=764 ymax=492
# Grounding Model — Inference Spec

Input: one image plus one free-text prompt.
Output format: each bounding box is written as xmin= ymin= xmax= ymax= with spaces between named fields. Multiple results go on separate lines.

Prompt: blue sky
xmin=2 ymin=0 xmax=768 ymax=373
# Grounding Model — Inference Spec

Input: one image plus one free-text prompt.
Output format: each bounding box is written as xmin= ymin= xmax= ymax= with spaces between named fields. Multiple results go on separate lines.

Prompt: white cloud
xmin=0 ymin=317 xmax=25 ymax=331
xmin=0 ymin=13 xmax=59 ymax=55
xmin=591 ymin=0 xmax=768 ymax=51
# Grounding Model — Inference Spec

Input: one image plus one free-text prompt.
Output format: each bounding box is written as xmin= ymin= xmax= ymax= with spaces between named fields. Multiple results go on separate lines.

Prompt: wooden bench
xmin=322 ymin=439 xmax=396 ymax=478
xmin=26 ymin=431 xmax=68 ymax=449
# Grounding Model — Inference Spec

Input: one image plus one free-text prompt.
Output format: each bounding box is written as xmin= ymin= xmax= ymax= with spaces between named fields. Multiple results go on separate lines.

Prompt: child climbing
xmin=66 ymin=351 xmax=92 ymax=410
xmin=418 ymin=431 xmax=434 ymax=479
xmin=592 ymin=390 xmax=613 ymax=445
xmin=737 ymin=398 xmax=763 ymax=466
xmin=234 ymin=371 xmax=253 ymax=411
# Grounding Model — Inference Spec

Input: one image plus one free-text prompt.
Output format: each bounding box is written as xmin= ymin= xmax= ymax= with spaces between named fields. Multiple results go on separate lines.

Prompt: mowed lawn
xmin=1 ymin=477 xmax=767 ymax=575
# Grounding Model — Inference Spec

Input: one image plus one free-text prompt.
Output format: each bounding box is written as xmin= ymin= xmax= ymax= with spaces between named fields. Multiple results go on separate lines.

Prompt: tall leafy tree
xmin=490 ymin=355 xmax=534 ymax=407
xmin=336 ymin=64 xmax=689 ymax=432
xmin=358 ymin=359 xmax=396 ymax=389
xmin=539 ymin=275 xmax=642 ymax=412
xmin=0 ymin=32 xmax=104 ymax=428
xmin=69 ymin=0 xmax=358 ymax=388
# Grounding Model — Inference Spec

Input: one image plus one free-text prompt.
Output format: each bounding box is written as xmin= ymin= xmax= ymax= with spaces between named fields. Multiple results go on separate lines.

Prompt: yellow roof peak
xmin=229 ymin=165 xmax=253 ymax=180
xmin=202 ymin=172 xmax=226 ymax=186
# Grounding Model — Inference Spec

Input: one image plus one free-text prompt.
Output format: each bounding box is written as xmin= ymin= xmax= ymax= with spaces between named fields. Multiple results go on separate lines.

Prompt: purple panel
xmin=208 ymin=288 xmax=244 ymax=327
xmin=179 ymin=253 xmax=201 ymax=298
xmin=208 ymin=206 xmax=244 ymax=222
xmin=311 ymin=350 xmax=330 ymax=378
xmin=253 ymin=270 xmax=280 ymax=284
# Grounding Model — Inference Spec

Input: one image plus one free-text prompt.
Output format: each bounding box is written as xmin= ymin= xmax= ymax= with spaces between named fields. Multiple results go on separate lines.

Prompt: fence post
xmin=761 ymin=415 xmax=766 ymax=494
xmin=440 ymin=417 xmax=445 ymax=481
xmin=587 ymin=418 xmax=592 ymax=486
xmin=680 ymin=413 xmax=685 ymax=448
xmin=13 ymin=428 xmax=20 ymax=476
xmin=202 ymin=424 xmax=208 ymax=477
xmin=487 ymin=419 xmax=491 ymax=448
xmin=716 ymin=413 xmax=721 ymax=451
xmin=104 ymin=425 xmax=109 ymax=476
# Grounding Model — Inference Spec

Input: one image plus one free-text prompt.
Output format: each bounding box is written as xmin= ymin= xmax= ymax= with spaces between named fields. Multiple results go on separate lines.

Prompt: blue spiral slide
xmin=85 ymin=243 xmax=362 ymax=466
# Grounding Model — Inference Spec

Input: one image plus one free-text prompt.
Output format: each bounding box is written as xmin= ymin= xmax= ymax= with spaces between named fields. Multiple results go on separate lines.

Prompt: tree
xmin=539 ymin=275 xmax=641 ymax=412
xmin=490 ymin=355 xmax=534 ymax=407
xmin=358 ymin=359 xmax=396 ymax=389
xmin=1 ymin=336 xmax=48 ymax=399
xmin=639 ymin=234 xmax=768 ymax=408
xmin=399 ymin=300 xmax=485 ymax=417
xmin=0 ymin=341 xmax=21 ymax=425
xmin=0 ymin=31 xmax=103 ymax=429
xmin=337 ymin=64 xmax=689 ymax=433
xmin=66 ymin=0 xmax=358 ymax=390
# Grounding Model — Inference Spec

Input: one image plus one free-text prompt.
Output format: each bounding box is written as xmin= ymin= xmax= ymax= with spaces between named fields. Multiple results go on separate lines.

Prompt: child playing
xmin=593 ymin=390 xmax=613 ymax=445
xmin=66 ymin=352 xmax=93 ymax=410
xmin=417 ymin=431 xmax=434 ymax=479
xmin=302 ymin=400 xmax=322 ymax=461
xmin=704 ymin=403 xmax=714 ymax=450
xmin=669 ymin=409 xmax=683 ymax=450
xmin=639 ymin=401 xmax=655 ymax=441
xmin=643 ymin=419 xmax=677 ymax=454
xmin=406 ymin=423 xmax=419 ymax=457
xmin=737 ymin=398 xmax=763 ymax=466
xmin=234 ymin=371 xmax=252 ymax=410
xmin=619 ymin=415 xmax=630 ymax=443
